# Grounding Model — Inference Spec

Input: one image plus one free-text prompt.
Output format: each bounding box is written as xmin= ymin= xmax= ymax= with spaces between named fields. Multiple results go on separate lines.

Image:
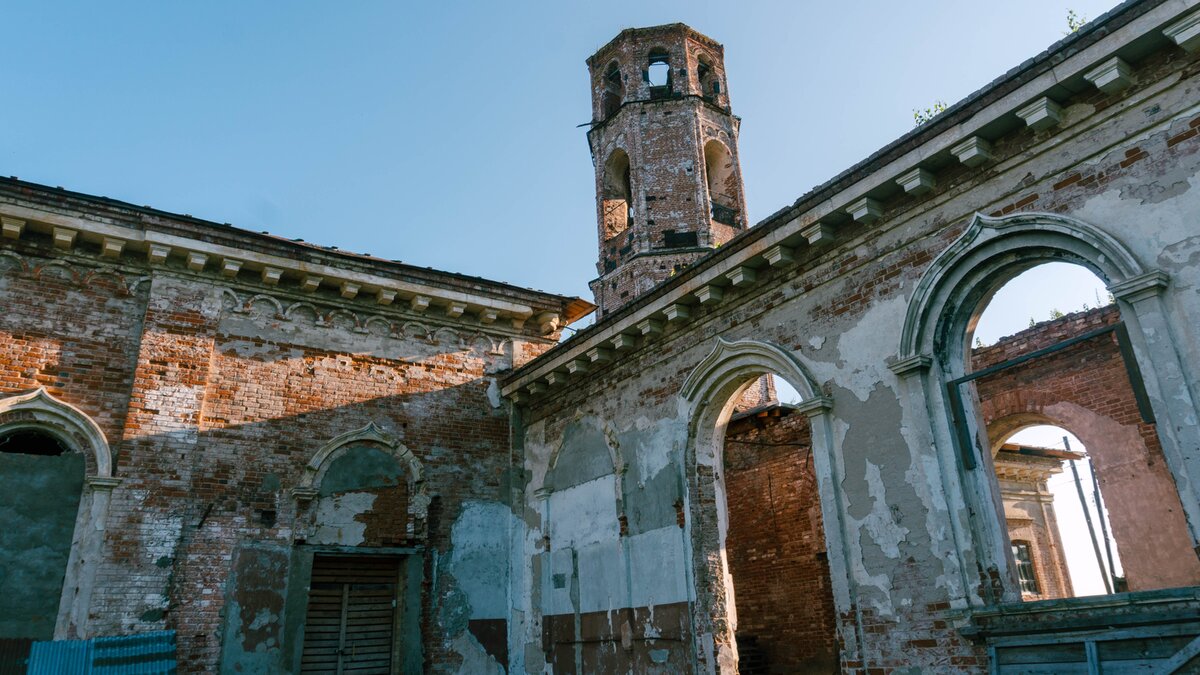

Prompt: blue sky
xmin=3 ymin=1 xmax=1119 ymax=307
xmin=5 ymin=0 xmax=1124 ymax=598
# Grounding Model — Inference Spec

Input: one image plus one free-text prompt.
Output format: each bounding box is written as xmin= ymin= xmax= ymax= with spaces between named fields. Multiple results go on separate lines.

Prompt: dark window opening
xmin=1012 ymin=541 xmax=1041 ymax=595
xmin=0 ymin=429 xmax=71 ymax=456
xmin=697 ymin=54 xmax=721 ymax=103
xmin=662 ymin=231 xmax=698 ymax=249
xmin=602 ymin=61 xmax=623 ymax=119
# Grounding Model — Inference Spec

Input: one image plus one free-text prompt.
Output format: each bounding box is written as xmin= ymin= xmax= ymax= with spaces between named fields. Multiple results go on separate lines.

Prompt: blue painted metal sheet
xmin=26 ymin=630 xmax=176 ymax=675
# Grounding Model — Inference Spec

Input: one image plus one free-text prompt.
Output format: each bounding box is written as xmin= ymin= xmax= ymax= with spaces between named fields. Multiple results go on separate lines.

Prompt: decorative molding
xmin=1014 ymin=97 xmax=1062 ymax=131
xmin=148 ymin=243 xmax=171 ymax=265
xmin=261 ymin=266 xmax=283 ymax=285
xmin=53 ymin=227 xmax=77 ymax=250
xmin=1109 ymin=269 xmax=1169 ymax=304
xmin=101 ymin=237 xmax=125 ymax=258
xmin=896 ymin=167 xmax=936 ymax=195
xmin=1084 ymin=56 xmax=1134 ymax=94
xmin=725 ymin=266 xmax=756 ymax=287
xmin=186 ymin=252 xmax=208 ymax=272
xmin=220 ymin=259 xmax=242 ymax=277
xmin=0 ymin=388 xmax=113 ymax=478
xmin=950 ymin=136 xmax=993 ymax=167
xmin=587 ymin=346 xmax=612 ymax=363
xmin=565 ymin=359 xmax=590 ymax=375
xmin=410 ymin=295 xmax=431 ymax=312
xmin=85 ymin=476 xmax=123 ymax=490
xmin=1 ymin=216 xmax=24 ymax=239
xmin=889 ymin=355 xmax=932 ymax=377
xmin=899 ymin=211 xmax=1146 ymax=359
xmin=801 ymin=222 xmax=836 ymax=245
xmin=300 ymin=275 xmax=323 ymax=292
xmin=847 ymin=197 xmax=882 ymax=224
xmin=696 ymin=285 xmax=724 ymax=305
xmin=680 ymin=337 xmax=823 ymax=407
xmin=794 ymin=396 xmax=835 ymax=418
xmin=763 ymin=245 xmax=794 ymax=267
xmin=637 ymin=318 xmax=663 ymax=336
xmin=610 ymin=334 xmax=637 ymax=351
xmin=664 ymin=304 xmax=691 ymax=322
xmin=1163 ymin=8 xmax=1200 ymax=52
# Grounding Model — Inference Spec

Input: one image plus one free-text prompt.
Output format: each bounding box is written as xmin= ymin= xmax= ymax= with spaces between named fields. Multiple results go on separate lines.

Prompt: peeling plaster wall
xmin=518 ymin=32 xmax=1200 ymax=673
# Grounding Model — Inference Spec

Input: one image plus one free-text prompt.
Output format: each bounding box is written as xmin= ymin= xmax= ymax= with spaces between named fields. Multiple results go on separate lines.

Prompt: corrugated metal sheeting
xmin=23 ymin=631 xmax=176 ymax=675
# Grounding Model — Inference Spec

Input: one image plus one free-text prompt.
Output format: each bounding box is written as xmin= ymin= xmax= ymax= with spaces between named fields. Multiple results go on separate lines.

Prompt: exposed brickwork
xmin=972 ymin=304 xmax=1200 ymax=592
xmin=724 ymin=408 xmax=838 ymax=673
xmin=586 ymin=25 xmax=748 ymax=318
xmin=0 ymin=205 xmax=572 ymax=672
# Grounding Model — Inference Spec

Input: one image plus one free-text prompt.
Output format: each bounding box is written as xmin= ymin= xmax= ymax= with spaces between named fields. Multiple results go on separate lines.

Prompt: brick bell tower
xmin=586 ymin=24 xmax=748 ymax=318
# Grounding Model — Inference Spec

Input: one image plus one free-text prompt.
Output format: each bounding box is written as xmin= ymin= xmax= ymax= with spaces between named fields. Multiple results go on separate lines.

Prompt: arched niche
xmin=0 ymin=388 xmax=120 ymax=639
xmin=893 ymin=210 xmax=1200 ymax=606
xmin=703 ymin=140 xmax=741 ymax=227
xmin=293 ymin=423 xmax=429 ymax=547
xmin=679 ymin=338 xmax=851 ymax=674
xmin=601 ymin=148 xmax=633 ymax=240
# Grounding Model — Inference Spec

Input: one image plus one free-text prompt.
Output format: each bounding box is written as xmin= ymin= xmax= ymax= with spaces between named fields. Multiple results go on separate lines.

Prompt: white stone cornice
xmin=101 ymin=237 xmax=125 ymax=258
xmin=410 ymin=295 xmax=431 ymax=312
xmin=696 ymin=285 xmax=724 ymax=305
xmin=2 ymin=216 xmax=25 ymax=239
xmin=261 ymin=266 xmax=283 ymax=285
xmin=53 ymin=227 xmax=77 ymax=250
xmin=1164 ymin=8 xmax=1200 ymax=52
xmin=847 ymin=197 xmax=882 ymax=224
xmin=186 ymin=252 xmax=208 ymax=272
xmin=896 ymin=167 xmax=936 ymax=195
xmin=610 ymin=334 xmax=637 ymax=351
xmin=951 ymin=136 xmax=993 ymax=167
xmin=763 ymin=245 xmax=794 ymax=267
xmin=637 ymin=318 xmax=663 ymax=336
xmin=0 ymin=205 xmax=542 ymax=329
xmin=889 ymin=355 xmax=932 ymax=378
xmin=794 ymin=396 xmax=834 ymax=418
xmin=1084 ymin=56 xmax=1134 ymax=94
xmin=1109 ymin=270 xmax=1169 ymax=303
xmin=301 ymin=275 xmax=323 ymax=292
xmin=725 ymin=266 xmax=756 ymax=287
xmin=340 ymin=281 xmax=360 ymax=300
xmin=376 ymin=288 xmax=397 ymax=305
xmin=565 ymin=359 xmax=589 ymax=375
xmin=801 ymin=222 xmax=836 ymax=245
xmin=1015 ymin=97 xmax=1062 ymax=131
xmin=86 ymin=476 xmax=123 ymax=490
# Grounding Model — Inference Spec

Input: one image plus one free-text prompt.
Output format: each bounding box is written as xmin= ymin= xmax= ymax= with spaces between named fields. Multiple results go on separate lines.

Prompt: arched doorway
xmin=681 ymin=339 xmax=846 ymax=674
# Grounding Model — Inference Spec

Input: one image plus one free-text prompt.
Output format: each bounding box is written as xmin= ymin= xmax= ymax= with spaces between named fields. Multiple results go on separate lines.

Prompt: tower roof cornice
xmin=586 ymin=23 xmax=723 ymax=67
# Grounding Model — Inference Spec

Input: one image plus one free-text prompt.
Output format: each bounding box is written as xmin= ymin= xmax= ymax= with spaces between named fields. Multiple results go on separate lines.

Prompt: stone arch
xmin=679 ymin=338 xmax=850 ymax=674
xmin=294 ymin=423 xmax=429 ymax=546
xmin=283 ymin=301 xmax=321 ymax=325
xmin=0 ymin=388 xmax=113 ymax=478
xmin=0 ymin=250 xmax=26 ymax=272
xmin=82 ymin=267 xmax=128 ymax=294
xmin=0 ymin=388 xmax=120 ymax=639
xmin=894 ymin=210 xmax=1200 ymax=606
xmin=245 ymin=294 xmax=283 ymax=318
xmin=34 ymin=261 xmax=78 ymax=283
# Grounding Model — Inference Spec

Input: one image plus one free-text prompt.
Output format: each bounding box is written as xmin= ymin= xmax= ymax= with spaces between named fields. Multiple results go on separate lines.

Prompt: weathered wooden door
xmin=300 ymin=555 xmax=401 ymax=674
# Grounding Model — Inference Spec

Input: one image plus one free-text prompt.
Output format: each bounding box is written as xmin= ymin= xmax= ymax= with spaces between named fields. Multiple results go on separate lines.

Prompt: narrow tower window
xmin=602 ymin=61 xmax=623 ymax=119
xmin=697 ymin=54 xmax=721 ymax=102
xmin=602 ymin=149 xmax=632 ymax=239
xmin=704 ymin=140 xmax=741 ymax=227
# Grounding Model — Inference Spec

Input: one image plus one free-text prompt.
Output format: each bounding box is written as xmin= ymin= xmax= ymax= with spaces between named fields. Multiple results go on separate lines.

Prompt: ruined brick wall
xmin=971 ymin=304 xmax=1200 ymax=592
xmin=512 ymin=6 xmax=1200 ymax=671
xmin=723 ymin=409 xmax=838 ymax=674
xmin=0 ymin=189 xmax=575 ymax=673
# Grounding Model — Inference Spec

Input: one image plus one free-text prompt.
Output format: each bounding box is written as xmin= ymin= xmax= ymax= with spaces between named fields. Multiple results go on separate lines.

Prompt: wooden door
xmin=300 ymin=555 xmax=401 ymax=674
